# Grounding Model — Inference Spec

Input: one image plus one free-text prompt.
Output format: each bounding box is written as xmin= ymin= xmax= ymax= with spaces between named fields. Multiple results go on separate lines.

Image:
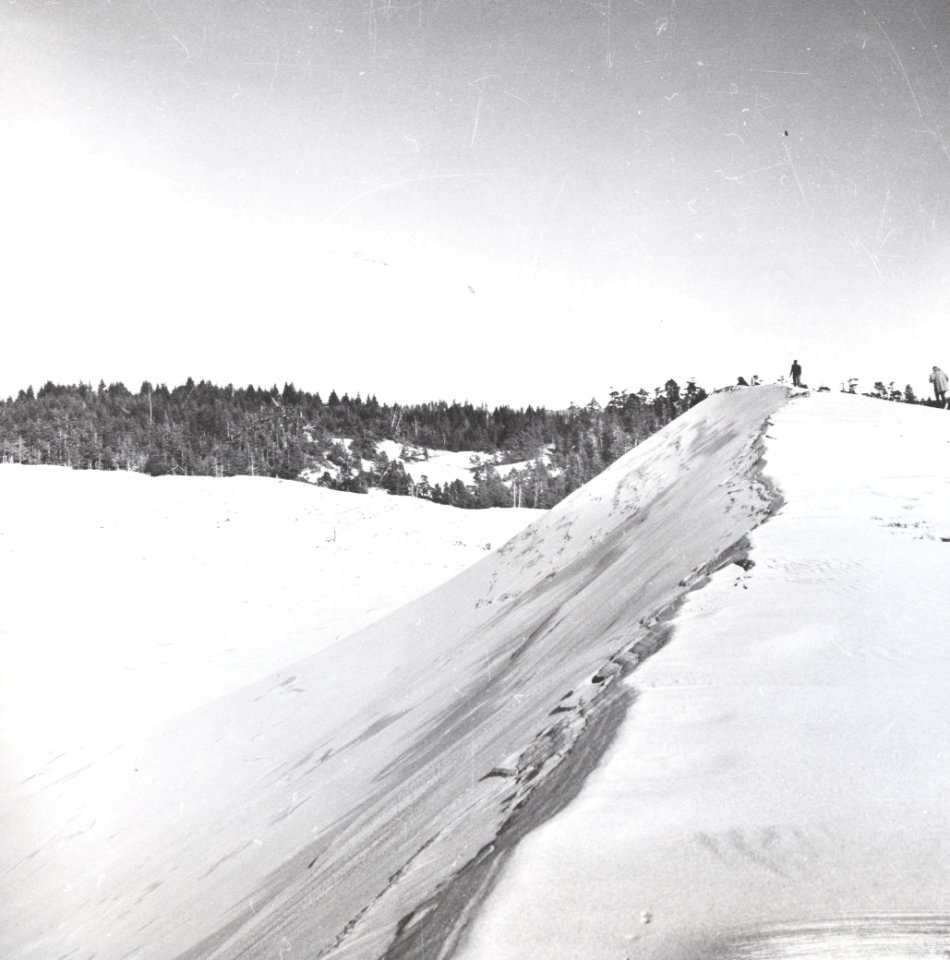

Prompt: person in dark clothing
xmin=790 ymin=360 xmax=802 ymax=387
xmin=737 ymin=376 xmax=749 ymax=386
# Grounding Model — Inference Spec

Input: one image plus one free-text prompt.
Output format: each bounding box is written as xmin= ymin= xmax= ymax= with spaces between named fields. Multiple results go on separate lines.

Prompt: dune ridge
xmin=0 ymin=386 xmax=793 ymax=960
xmin=172 ymin=386 xmax=791 ymax=960
xmin=456 ymin=391 xmax=950 ymax=960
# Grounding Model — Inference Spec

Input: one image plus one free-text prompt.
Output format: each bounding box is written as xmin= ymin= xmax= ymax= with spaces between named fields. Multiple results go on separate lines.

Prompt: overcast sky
xmin=2 ymin=0 xmax=949 ymax=407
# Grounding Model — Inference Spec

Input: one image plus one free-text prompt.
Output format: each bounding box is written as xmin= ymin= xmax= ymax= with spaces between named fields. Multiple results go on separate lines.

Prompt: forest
xmin=0 ymin=378 xmax=716 ymax=508
xmin=6 ymin=375 xmax=935 ymax=509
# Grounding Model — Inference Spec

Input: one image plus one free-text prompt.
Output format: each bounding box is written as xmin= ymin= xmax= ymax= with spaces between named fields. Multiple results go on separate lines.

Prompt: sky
xmin=2 ymin=0 xmax=950 ymax=407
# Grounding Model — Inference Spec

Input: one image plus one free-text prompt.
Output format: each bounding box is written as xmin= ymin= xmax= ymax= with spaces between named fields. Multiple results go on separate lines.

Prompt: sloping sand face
xmin=0 ymin=470 xmax=540 ymax=781
xmin=0 ymin=386 xmax=792 ymax=960
xmin=0 ymin=471 xmax=539 ymax=959
xmin=456 ymin=392 xmax=950 ymax=960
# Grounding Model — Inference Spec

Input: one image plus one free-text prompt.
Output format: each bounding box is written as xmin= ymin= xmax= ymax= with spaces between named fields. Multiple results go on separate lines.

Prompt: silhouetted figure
xmin=790 ymin=360 xmax=802 ymax=387
xmin=929 ymin=365 xmax=948 ymax=407
xmin=737 ymin=376 xmax=749 ymax=386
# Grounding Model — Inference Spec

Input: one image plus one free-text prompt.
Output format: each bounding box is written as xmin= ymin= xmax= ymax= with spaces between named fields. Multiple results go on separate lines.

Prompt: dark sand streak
xmin=383 ymin=661 xmax=641 ymax=960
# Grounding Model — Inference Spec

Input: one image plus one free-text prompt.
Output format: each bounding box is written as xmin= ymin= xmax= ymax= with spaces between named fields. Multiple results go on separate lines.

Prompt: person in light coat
xmin=929 ymin=365 xmax=948 ymax=407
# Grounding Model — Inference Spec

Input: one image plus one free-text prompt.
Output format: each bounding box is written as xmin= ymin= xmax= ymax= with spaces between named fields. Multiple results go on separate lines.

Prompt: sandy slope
xmin=0 ymin=469 xmax=538 ymax=780
xmin=0 ymin=470 xmax=539 ymax=957
xmin=457 ymin=392 xmax=950 ymax=960
xmin=0 ymin=385 xmax=792 ymax=960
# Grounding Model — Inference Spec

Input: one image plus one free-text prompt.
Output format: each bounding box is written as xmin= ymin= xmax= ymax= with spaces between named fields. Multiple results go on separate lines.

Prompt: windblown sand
xmin=457 ymin=392 xmax=950 ymax=960
xmin=5 ymin=389 xmax=947 ymax=960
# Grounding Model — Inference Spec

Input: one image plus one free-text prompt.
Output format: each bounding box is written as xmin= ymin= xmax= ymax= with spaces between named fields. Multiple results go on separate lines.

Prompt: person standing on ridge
xmin=790 ymin=359 xmax=803 ymax=387
xmin=929 ymin=365 xmax=948 ymax=407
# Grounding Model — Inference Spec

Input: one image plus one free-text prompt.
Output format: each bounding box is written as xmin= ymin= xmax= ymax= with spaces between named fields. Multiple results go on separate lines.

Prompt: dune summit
xmin=9 ymin=386 xmax=947 ymax=960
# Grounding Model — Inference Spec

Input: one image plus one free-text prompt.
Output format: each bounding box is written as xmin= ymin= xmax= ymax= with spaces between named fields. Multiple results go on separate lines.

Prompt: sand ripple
xmin=722 ymin=915 xmax=950 ymax=959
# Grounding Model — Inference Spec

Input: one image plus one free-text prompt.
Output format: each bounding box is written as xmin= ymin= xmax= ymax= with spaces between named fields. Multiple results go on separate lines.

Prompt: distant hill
xmin=0 ymin=378 xmax=708 ymax=508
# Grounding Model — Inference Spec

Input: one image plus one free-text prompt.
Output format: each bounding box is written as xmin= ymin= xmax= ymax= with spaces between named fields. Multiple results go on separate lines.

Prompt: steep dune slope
xmin=0 ymin=472 xmax=539 ymax=955
xmin=458 ymin=392 xmax=950 ymax=960
xmin=0 ymin=386 xmax=792 ymax=960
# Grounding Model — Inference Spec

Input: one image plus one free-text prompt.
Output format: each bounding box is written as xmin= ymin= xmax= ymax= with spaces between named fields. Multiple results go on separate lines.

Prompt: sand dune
xmin=457 ymin=392 xmax=950 ymax=960
xmin=0 ymin=385 xmax=791 ymax=960
xmin=8 ymin=387 xmax=942 ymax=960
xmin=0 ymin=469 xmax=539 ymax=779
xmin=0 ymin=469 xmax=538 ymax=959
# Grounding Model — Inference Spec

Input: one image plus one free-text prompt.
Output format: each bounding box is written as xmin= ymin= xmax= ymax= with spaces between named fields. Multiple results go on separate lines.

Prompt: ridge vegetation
xmin=0 ymin=378 xmax=708 ymax=508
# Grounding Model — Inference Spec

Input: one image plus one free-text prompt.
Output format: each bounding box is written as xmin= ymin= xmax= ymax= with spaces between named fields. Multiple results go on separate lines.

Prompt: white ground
xmin=0 ymin=470 xmax=541 ymax=960
xmin=0 ymin=468 xmax=539 ymax=787
xmin=4 ymin=389 xmax=948 ymax=960
xmin=352 ymin=439 xmax=549 ymax=490
xmin=0 ymin=387 xmax=790 ymax=960
xmin=457 ymin=392 xmax=950 ymax=959
xmin=373 ymin=441 xmax=496 ymax=488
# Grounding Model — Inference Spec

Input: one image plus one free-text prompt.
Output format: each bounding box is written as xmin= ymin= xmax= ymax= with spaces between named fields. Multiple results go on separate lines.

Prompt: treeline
xmin=849 ymin=380 xmax=944 ymax=407
xmin=0 ymin=378 xmax=707 ymax=508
